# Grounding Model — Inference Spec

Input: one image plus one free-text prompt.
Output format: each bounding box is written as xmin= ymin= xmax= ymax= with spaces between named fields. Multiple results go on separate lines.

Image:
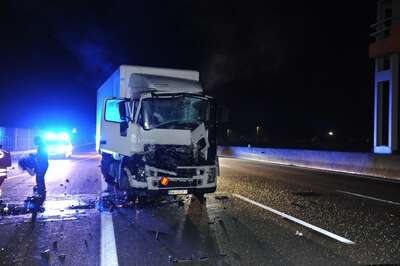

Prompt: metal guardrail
xmin=0 ymin=127 xmax=40 ymax=152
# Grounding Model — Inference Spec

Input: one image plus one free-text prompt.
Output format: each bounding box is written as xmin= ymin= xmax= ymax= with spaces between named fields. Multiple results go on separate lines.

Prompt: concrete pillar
xmin=373 ymin=53 xmax=399 ymax=154
xmin=370 ymin=1 xmax=400 ymax=154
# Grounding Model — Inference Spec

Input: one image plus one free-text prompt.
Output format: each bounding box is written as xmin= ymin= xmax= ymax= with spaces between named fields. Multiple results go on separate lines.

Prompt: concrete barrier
xmin=218 ymin=146 xmax=400 ymax=181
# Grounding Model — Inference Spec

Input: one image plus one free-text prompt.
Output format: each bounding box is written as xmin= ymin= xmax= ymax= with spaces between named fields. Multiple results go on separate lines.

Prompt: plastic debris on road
xmin=295 ymin=230 xmax=303 ymax=236
xmin=40 ymin=249 xmax=50 ymax=260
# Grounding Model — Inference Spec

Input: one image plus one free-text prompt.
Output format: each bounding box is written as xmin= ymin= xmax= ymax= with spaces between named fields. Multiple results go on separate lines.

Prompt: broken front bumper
xmin=126 ymin=164 xmax=218 ymax=193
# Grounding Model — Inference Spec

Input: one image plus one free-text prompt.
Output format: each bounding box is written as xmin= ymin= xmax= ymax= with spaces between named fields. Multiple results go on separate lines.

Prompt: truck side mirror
xmin=118 ymin=101 xmax=129 ymax=121
xmin=120 ymin=121 xmax=129 ymax=137
xmin=217 ymin=105 xmax=229 ymax=123
xmin=118 ymin=101 xmax=129 ymax=137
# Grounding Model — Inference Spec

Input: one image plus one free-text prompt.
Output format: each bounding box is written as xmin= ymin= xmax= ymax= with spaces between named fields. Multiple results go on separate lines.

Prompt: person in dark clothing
xmin=34 ymin=136 xmax=48 ymax=198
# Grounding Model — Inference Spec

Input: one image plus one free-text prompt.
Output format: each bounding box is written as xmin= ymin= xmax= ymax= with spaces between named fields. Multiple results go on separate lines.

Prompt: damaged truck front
xmin=96 ymin=65 xmax=219 ymax=198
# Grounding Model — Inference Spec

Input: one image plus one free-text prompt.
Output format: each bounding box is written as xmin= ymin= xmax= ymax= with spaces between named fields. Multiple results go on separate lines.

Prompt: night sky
xmin=0 ymin=1 xmax=377 ymax=149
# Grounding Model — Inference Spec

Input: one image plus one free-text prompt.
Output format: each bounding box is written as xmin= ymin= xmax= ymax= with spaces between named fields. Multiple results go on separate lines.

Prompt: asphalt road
xmin=0 ymin=151 xmax=399 ymax=265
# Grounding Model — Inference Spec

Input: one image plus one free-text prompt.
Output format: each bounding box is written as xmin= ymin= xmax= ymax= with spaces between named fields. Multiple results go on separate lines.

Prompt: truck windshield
xmin=140 ymin=95 xmax=214 ymax=130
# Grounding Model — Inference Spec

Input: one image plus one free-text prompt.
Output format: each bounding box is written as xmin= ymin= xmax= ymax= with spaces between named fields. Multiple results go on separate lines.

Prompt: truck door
xmin=99 ymin=98 xmax=131 ymax=156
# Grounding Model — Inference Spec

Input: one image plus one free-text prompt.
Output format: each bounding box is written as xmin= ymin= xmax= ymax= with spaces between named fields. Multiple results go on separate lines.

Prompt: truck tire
xmin=101 ymin=153 xmax=114 ymax=184
xmin=117 ymin=158 xmax=130 ymax=190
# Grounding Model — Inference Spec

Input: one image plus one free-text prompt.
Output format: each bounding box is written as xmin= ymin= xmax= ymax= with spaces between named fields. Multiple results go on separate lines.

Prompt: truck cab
xmin=97 ymin=66 xmax=218 ymax=197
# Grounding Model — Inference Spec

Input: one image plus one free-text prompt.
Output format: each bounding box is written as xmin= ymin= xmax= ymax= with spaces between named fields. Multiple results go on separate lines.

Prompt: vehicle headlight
xmin=56 ymin=145 xmax=67 ymax=153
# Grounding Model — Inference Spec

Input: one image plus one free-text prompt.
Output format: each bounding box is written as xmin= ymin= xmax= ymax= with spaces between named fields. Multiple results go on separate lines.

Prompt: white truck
xmin=96 ymin=65 xmax=218 ymax=198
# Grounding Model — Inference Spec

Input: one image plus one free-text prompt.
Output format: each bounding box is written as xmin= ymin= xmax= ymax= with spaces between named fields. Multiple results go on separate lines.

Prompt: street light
xmin=328 ymin=131 xmax=334 ymax=136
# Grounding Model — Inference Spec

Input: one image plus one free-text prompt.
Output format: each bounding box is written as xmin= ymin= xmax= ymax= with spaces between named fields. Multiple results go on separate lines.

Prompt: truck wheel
xmin=101 ymin=153 xmax=114 ymax=184
xmin=117 ymin=159 xmax=130 ymax=190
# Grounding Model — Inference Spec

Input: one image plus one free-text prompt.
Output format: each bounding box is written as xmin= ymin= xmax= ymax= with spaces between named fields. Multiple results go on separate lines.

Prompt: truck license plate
xmin=168 ymin=189 xmax=188 ymax=195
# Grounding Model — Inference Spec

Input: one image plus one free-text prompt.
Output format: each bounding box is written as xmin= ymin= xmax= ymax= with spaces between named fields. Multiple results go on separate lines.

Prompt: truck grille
xmin=159 ymin=179 xmax=197 ymax=188
xmin=177 ymin=168 xmax=197 ymax=177
xmin=157 ymin=168 xmax=197 ymax=178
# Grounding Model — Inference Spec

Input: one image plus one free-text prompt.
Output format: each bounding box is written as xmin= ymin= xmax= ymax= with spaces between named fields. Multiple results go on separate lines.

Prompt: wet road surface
xmin=0 ymin=151 xmax=399 ymax=265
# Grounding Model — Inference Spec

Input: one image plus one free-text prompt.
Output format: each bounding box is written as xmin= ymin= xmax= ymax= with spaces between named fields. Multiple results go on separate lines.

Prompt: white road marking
xmin=101 ymin=212 xmax=119 ymax=266
xmin=233 ymin=193 xmax=355 ymax=245
xmin=100 ymin=180 xmax=119 ymax=266
xmin=337 ymin=190 xmax=400 ymax=206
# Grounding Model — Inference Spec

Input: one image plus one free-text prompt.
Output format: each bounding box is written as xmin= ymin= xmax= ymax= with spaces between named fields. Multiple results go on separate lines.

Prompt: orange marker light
xmin=160 ymin=176 xmax=169 ymax=186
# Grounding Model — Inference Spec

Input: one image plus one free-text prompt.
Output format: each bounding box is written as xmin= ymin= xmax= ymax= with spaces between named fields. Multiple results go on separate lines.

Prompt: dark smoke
xmin=56 ymin=29 xmax=115 ymax=78
xmin=190 ymin=2 xmax=289 ymax=90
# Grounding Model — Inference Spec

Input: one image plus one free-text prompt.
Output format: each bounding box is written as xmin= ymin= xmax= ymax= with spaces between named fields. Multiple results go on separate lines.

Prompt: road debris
xmin=65 ymin=179 xmax=70 ymax=183
xmin=84 ymin=239 xmax=89 ymax=248
xmin=291 ymin=202 xmax=307 ymax=209
xmin=168 ymin=255 xmax=177 ymax=263
xmin=215 ymin=195 xmax=230 ymax=200
xmin=293 ymin=191 xmax=321 ymax=197
xmin=58 ymin=254 xmax=66 ymax=261
xmin=199 ymin=256 xmax=209 ymax=261
xmin=168 ymin=255 xmax=193 ymax=264
xmin=295 ymin=230 xmax=303 ymax=236
xmin=52 ymin=241 xmax=58 ymax=249
xmin=40 ymin=249 xmax=50 ymax=260
xmin=214 ymin=216 xmax=224 ymax=225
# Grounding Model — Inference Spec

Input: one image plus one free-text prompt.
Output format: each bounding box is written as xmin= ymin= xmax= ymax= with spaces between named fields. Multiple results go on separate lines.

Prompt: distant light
xmin=328 ymin=131 xmax=334 ymax=136
xmin=72 ymin=128 xmax=77 ymax=134
xmin=60 ymin=132 xmax=69 ymax=140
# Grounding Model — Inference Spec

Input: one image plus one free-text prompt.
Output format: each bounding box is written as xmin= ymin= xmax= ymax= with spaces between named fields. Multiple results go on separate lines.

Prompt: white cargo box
xmin=98 ymin=65 xmax=201 ymax=99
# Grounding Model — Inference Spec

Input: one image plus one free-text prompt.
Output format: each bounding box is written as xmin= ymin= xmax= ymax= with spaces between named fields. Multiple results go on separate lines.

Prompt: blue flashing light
xmin=45 ymin=132 xmax=55 ymax=140
xmin=43 ymin=131 xmax=73 ymax=158
xmin=44 ymin=132 xmax=70 ymax=141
